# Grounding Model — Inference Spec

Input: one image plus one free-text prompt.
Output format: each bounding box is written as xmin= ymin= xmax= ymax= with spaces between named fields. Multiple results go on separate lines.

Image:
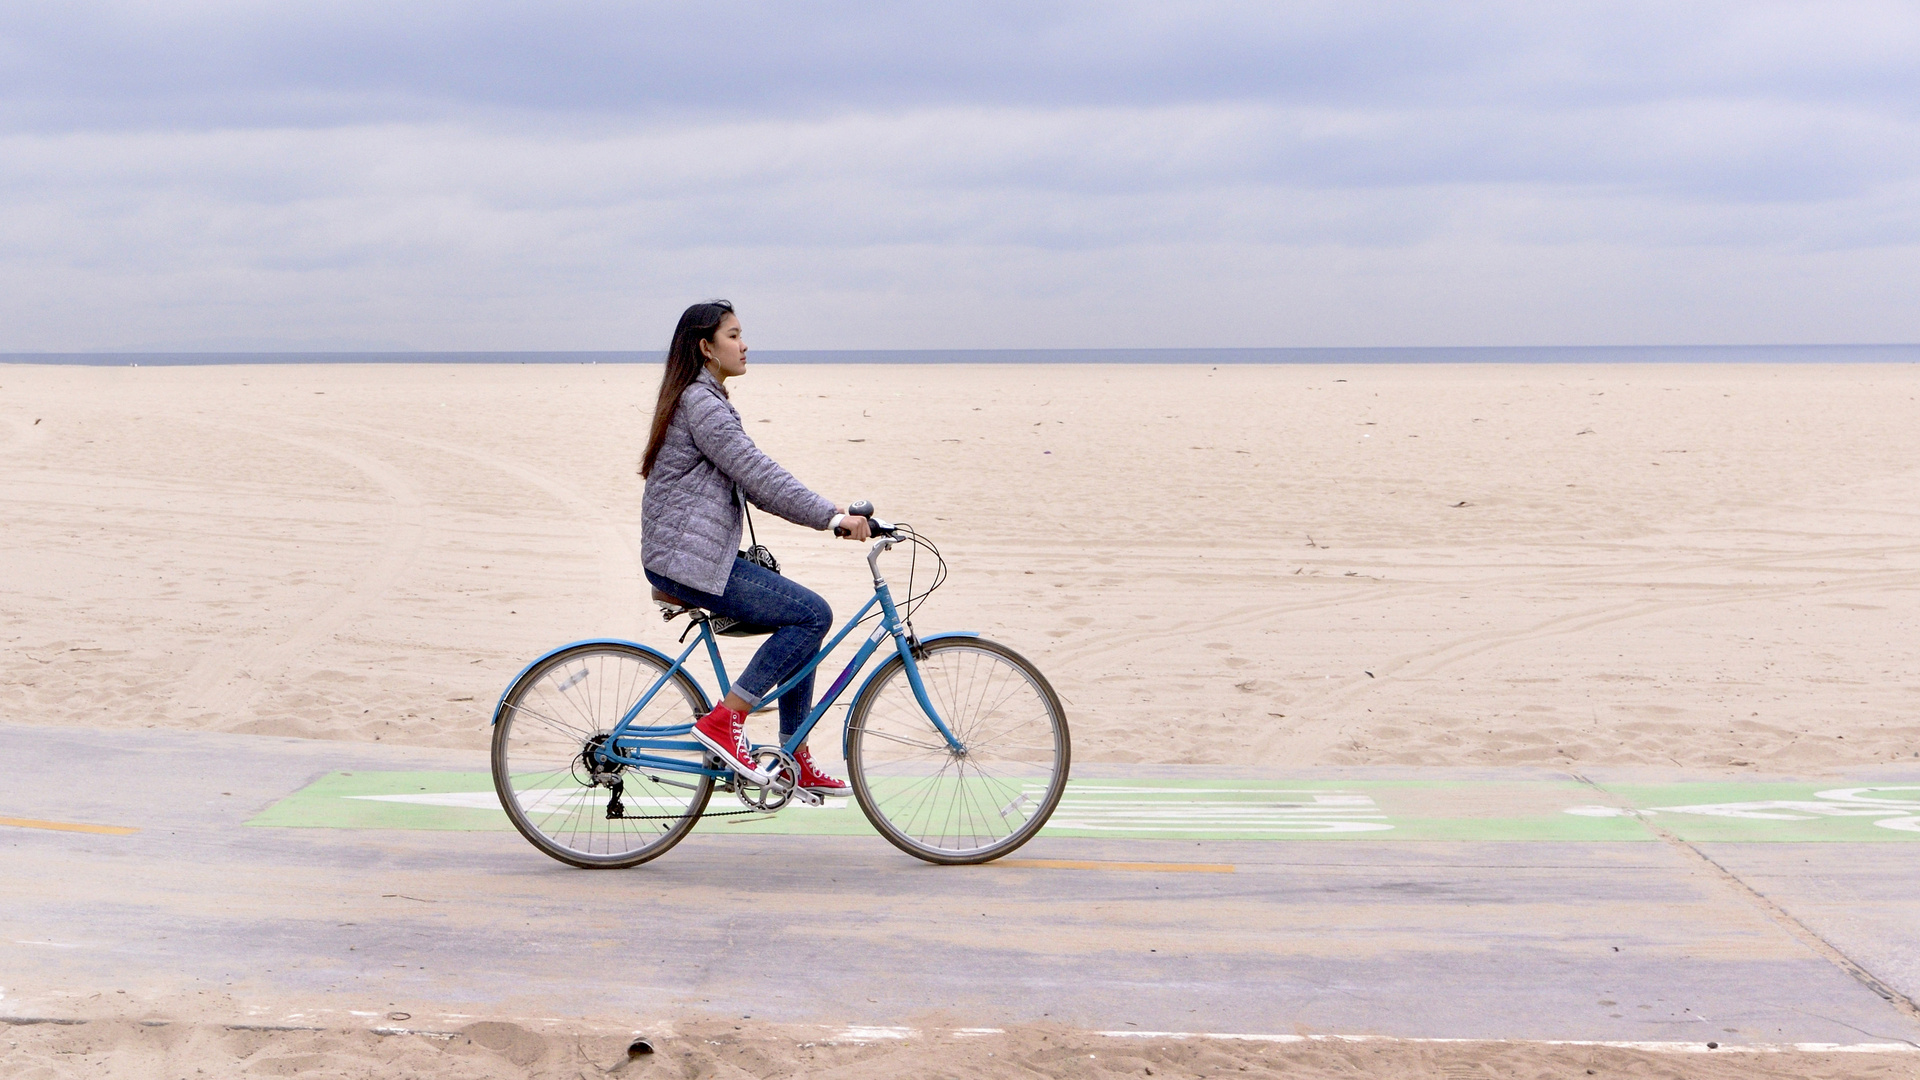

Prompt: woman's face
xmin=700 ymin=313 xmax=748 ymax=378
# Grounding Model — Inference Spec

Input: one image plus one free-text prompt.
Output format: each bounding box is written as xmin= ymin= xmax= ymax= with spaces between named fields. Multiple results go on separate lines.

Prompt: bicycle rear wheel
xmin=846 ymin=638 xmax=1069 ymax=864
xmin=491 ymin=642 xmax=713 ymax=868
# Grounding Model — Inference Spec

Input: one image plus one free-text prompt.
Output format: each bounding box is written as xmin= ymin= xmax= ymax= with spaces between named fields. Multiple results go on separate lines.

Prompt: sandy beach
xmin=4 ymin=360 xmax=1919 ymax=1077
xmin=3 ymin=362 xmax=1916 ymax=770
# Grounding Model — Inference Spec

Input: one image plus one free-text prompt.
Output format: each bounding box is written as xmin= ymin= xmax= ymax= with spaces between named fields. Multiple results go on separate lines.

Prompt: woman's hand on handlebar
xmin=834 ymin=508 xmax=872 ymax=542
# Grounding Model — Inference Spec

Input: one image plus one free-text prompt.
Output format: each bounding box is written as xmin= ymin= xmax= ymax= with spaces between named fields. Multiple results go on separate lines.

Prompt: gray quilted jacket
xmin=641 ymin=370 xmax=838 ymax=594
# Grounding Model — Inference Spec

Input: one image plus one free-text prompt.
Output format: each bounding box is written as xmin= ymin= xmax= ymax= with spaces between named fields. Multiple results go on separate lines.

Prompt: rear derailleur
xmin=578 ymin=732 xmax=629 ymax=819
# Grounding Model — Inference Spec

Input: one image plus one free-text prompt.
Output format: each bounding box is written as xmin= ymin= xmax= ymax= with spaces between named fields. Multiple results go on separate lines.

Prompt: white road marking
xmin=344 ymin=790 xmax=845 ymax=811
xmin=343 ymin=783 xmax=1374 ymax=830
xmin=1094 ymin=1031 xmax=1920 ymax=1053
xmin=1566 ymin=786 xmax=1920 ymax=832
xmin=829 ymin=1025 xmax=914 ymax=1042
xmin=815 ymin=1025 xmax=1920 ymax=1053
xmin=1045 ymin=790 xmax=1393 ymax=834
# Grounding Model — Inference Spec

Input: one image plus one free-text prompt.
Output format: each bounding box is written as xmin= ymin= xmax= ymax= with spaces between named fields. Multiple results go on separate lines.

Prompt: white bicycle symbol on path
xmin=1567 ymin=786 xmax=1920 ymax=832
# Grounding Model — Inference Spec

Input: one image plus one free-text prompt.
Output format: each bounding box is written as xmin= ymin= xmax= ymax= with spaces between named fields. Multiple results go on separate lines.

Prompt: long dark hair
xmin=640 ymin=299 xmax=735 ymax=478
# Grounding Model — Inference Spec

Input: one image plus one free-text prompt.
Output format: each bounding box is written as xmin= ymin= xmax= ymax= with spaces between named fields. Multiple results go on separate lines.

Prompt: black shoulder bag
xmin=739 ymin=496 xmax=780 ymax=575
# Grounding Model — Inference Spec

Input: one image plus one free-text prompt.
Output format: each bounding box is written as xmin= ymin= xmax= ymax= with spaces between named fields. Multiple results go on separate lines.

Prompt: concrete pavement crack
xmin=1787 ymin=1006 xmax=1920 ymax=1047
xmin=1573 ymin=773 xmax=1920 ymax=1032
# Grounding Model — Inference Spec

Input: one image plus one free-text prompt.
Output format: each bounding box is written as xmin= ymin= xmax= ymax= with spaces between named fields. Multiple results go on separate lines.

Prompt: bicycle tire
xmin=491 ymin=642 xmax=714 ymax=868
xmin=846 ymin=637 xmax=1070 ymax=864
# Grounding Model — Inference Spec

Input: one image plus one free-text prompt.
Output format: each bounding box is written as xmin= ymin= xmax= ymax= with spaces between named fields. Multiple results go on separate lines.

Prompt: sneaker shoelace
xmin=797 ymin=748 xmax=841 ymax=786
xmin=725 ymin=713 xmax=753 ymax=765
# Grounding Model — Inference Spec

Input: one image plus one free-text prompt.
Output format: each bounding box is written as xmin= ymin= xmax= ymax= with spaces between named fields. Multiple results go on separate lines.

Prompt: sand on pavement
xmin=8 ymin=1014 xmax=1920 ymax=1079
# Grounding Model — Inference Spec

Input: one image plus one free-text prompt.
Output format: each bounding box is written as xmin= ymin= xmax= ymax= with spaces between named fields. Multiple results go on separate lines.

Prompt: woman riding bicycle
xmin=639 ymin=299 xmax=869 ymax=795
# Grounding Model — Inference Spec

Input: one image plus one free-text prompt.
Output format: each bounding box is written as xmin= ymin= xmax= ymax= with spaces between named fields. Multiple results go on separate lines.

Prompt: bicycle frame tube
xmin=594 ymin=555 xmax=966 ymax=772
xmin=779 ymin=621 xmax=893 ymax=753
xmin=700 ymin=624 xmax=731 ymax=697
xmin=765 ymin=581 xmax=965 ymax=755
xmin=599 ymin=632 xmax=720 ymax=776
xmin=597 ymin=593 xmax=889 ymax=775
xmin=752 ymin=593 xmax=881 ymax=714
xmin=612 ymin=633 xmax=704 ymax=734
xmin=774 ymin=581 xmax=963 ymax=755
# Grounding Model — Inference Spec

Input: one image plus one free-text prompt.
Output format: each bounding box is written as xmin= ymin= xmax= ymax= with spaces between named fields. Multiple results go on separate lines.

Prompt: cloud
xmin=9 ymin=1 xmax=1919 ymax=123
xmin=2 ymin=2 xmax=1918 ymax=349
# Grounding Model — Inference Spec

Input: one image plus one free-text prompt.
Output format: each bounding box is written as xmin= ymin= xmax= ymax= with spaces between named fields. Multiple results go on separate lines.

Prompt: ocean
xmin=3 ymin=345 xmax=1918 ymax=366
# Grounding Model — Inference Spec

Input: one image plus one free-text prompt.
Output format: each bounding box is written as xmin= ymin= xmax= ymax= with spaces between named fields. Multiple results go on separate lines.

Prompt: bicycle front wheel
xmin=846 ymin=638 xmax=1070 ymax=864
xmin=491 ymin=642 xmax=714 ymax=868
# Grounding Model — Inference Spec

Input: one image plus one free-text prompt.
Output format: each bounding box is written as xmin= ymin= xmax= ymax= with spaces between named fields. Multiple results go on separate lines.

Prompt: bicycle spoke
xmin=853 ymin=724 xmax=951 ymax=753
xmin=849 ymin=640 xmax=1068 ymax=863
xmin=545 ymin=665 xmax=605 ymax=733
xmin=493 ymin=645 xmax=714 ymax=867
xmin=502 ymin=698 xmax=593 ymax=742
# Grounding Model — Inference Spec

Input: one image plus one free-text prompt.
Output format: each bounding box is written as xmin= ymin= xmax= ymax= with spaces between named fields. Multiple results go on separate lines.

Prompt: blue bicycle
xmin=490 ymin=505 xmax=1070 ymax=867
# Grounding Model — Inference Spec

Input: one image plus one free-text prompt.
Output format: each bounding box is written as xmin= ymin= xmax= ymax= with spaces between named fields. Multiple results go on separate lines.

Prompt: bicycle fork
xmin=869 ymin=585 xmax=966 ymax=756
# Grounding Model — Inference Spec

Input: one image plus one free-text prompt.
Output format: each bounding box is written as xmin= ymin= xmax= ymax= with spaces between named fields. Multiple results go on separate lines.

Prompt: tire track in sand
xmin=172 ymin=422 xmax=426 ymax=726
xmin=1288 ymin=554 xmax=1920 ymax=728
xmin=315 ymin=419 xmax=646 ymax=635
xmin=1041 ymin=537 xmax=1920 ymax=677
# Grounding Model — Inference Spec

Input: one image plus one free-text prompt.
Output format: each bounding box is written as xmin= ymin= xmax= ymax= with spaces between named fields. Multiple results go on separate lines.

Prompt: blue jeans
xmin=646 ymin=558 xmax=832 ymax=741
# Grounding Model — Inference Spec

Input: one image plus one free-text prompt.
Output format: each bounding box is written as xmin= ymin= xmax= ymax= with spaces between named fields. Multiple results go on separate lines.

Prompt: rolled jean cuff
xmin=731 ymin=685 xmax=764 ymax=710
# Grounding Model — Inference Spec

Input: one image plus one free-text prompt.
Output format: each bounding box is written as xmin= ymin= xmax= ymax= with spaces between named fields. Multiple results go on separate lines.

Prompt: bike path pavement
xmin=3 ymin=723 xmax=1918 ymax=1047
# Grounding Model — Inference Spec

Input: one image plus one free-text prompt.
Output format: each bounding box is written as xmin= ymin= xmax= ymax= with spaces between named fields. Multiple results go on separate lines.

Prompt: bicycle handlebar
xmin=835 ymin=499 xmax=898 ymax=538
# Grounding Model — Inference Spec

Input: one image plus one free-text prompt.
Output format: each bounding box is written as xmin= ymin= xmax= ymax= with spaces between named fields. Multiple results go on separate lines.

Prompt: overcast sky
xmin=3 ymin=1 xmax=1917 ymax=351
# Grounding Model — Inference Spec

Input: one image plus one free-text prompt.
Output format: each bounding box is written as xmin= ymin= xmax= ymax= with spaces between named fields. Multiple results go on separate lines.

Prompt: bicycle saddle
xmin=650 ymin=588 xmax=776 ymax=637
xmin=650 ymin=586 xmax=698 ymax=609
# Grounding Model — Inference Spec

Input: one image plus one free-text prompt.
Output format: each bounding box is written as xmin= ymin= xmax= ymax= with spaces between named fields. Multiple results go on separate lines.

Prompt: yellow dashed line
xmin=992 ymin=859 xmax=1233 ymax=873
xmin=0 ymin=816 xmax=140 ymax=836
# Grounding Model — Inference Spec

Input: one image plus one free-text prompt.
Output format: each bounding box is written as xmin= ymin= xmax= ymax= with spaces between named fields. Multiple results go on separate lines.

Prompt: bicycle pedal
xmin=791 ymin=788 xmax=824 ymax=808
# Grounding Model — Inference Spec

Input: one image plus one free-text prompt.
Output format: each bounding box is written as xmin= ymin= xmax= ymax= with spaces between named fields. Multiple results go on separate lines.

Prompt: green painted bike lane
xmin=249 ymin=773 xmax=1920 ymax=842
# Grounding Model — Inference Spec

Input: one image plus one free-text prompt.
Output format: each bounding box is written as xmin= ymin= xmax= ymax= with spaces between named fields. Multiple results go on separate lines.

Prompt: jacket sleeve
xmin=683 ymin=389 xmax=839 ymax=530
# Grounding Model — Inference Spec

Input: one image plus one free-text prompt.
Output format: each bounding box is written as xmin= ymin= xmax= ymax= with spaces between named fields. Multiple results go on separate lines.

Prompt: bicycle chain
xmin=607 ymin=807 xmax=761 ymax=821
xmin=606 ymin=783 xmax=811 ymax=820
xmin=603 ymin=777 xmax=785 ymax=820
xmin=593 ymin=758 xmax=778 ymax=821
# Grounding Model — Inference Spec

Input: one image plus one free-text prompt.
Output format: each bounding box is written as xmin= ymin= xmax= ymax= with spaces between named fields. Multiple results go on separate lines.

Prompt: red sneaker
xmin=794 ymin=745 xmax=851 ymax=797
xmin=691 ymin=703 xmax=770 ymax=784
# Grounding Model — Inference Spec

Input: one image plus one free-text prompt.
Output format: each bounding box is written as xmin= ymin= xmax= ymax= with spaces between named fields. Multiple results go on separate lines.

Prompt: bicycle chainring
xmin=735 ymin=747 xmax=799 ymax=813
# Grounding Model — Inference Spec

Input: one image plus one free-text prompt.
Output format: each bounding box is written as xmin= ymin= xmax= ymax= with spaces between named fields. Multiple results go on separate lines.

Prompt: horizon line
xmin=5 ymin=343 xmax=1920 ymax=366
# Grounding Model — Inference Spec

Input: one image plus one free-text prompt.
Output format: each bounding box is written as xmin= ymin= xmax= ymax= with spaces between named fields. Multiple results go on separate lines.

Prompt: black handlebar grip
xmin=835 ymin=500 xmax=876 ymax=537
